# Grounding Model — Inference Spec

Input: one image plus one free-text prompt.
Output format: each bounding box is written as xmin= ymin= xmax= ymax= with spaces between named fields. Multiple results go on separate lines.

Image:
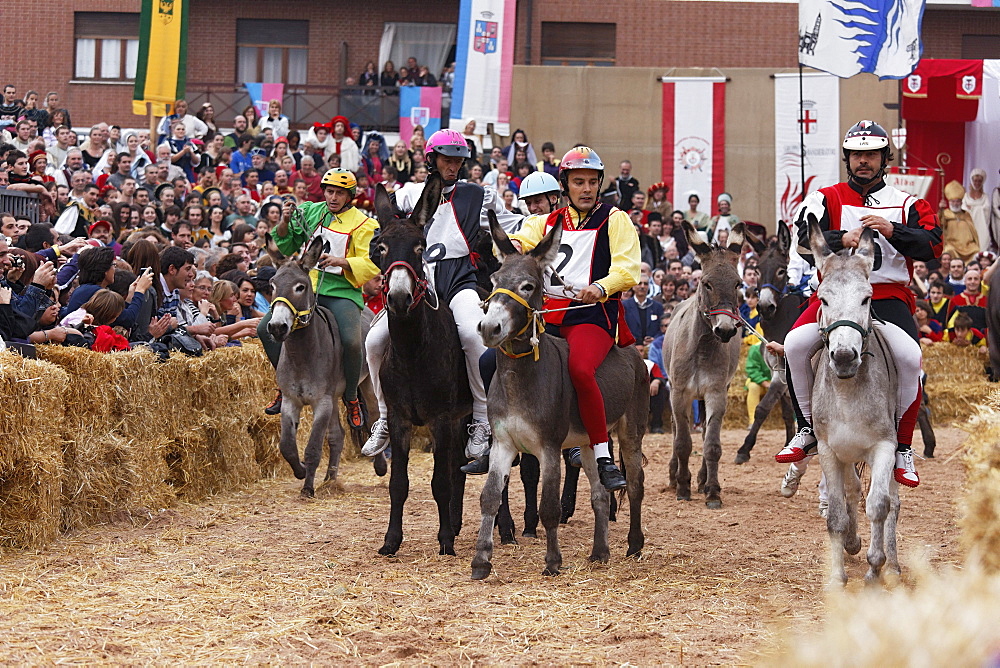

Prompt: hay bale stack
xmin=0 ymin=352 xmax=66 ymax=550
xmin=763 ymin=564 xmax=1000 ymax=666
xmin=723 ymin=343 xmax=787 ymax=430
xmin=960 ymin=388 xmax=1000 ymax=572
xmin=37 ymin=346 xmax=175 ymax=530
xmin=923 ymin=343 xmax=992 ymax=426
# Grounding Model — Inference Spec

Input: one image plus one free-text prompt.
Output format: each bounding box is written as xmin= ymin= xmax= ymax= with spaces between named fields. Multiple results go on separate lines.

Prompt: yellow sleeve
xmin=343 ymin=218 xmax=380 ymax=288
xmin=594 ymin=209 xmax=641 ymax=298
xmin=508 ymin=214 xmax=549 ymax=252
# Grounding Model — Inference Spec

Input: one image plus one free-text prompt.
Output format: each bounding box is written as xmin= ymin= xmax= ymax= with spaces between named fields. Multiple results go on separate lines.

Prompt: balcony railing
xmin=186 ymin=84 xmax=440 ymax=132
xmin=0 ymin=189 xmax=41 ymax=225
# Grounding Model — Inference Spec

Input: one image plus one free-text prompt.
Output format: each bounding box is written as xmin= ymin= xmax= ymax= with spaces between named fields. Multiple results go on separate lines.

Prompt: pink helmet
xmin=425 ymin=129 xmax=471 ymax=159
xmin=559 ymin=146 xmax=604 ymax=173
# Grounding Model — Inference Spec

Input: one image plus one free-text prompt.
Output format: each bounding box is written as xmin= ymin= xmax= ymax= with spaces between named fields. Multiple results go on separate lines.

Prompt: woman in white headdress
xmin=964 ymin=167 xmax=991 ymax=251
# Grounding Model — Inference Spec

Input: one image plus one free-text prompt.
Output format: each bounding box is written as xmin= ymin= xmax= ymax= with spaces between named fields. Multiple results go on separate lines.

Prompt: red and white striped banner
xmin=661 ymin=77 xmax=726 ymax=208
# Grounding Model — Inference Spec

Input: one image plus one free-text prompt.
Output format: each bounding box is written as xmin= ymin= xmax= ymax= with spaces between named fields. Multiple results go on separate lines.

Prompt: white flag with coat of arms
xmin=798 ymin=0 xmax=926 ymax=79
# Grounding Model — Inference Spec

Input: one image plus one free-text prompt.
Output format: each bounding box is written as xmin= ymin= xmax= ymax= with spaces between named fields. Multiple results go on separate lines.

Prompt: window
xmin=962 ymin=34 xmax=1000 ymax=59
xmin=237 ymin=20 xmax=309 ymax=85
xmin=74 ymin=12 xmax=140 ymax=80
xmin=540 ymin=22 xmax=616 ymax=66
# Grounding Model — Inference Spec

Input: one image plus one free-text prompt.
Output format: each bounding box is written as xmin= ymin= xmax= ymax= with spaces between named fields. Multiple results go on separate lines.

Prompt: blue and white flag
xmin=448 ymin=0 xmax=515 ymax=136
xmin=798 ymin=0 xmax=926 ymax=79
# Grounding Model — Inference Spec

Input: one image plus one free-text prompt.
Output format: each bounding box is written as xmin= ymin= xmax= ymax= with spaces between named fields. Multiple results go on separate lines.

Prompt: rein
xmin=382 ymin=260 xmax=439 ymax=312
xmin=483 ymin=288 xmax=595 ymax=362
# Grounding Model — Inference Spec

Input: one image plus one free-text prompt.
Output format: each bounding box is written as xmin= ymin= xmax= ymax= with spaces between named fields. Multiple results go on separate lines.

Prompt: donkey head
xmin=809 ymin=215 xmax=875 ymax=379
xmin=684 ymin=221 xmax=745 ymax=343
xmin=756 ymin=221 xmax=792 ymax=320
xmin=265 ymin=232 xmax=323 ymax=342
xmin=478 ymin=210 xmax=561 ymax=348
xmin=374 ymin=174 xmax=444 ymax=316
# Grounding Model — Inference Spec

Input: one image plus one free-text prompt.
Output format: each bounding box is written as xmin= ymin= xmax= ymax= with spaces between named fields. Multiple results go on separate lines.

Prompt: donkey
xmin=807 ymin=221 xmax=900 ymax=586
xmin=373 ymin=179 xmax=515 ymax=557
xmin=471 ymin=213 xmax=647 ymax=579
xmin=662 ymin=222 xmax=748 ymax=508
xmin=266 ymin=236 xmax=385 ymax=496
xmin=735 ymin=222 xmax=802 ymax=464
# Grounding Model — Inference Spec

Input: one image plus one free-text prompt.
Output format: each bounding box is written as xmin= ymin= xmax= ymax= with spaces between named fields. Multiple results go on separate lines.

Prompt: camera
xmin=10 ymin=254 xmax=24 ymax=269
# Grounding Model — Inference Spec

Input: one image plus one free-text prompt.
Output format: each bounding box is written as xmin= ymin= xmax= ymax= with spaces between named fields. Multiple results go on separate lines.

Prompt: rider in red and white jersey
xmin=775 ymin=120 xmax=942 ymax=493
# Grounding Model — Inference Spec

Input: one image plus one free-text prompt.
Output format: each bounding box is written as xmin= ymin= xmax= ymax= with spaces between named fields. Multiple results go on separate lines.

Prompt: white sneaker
xmin=466 ymin=420 xmax=492 ymax=459
xmin=361 ymin=418 xmax=390 ymax=457
xmin=894 ymin=449 xmax=920 ymax=488
xmin=780 ymin=463 xmax=806 ymax=498
xmin=775 ymin=427 xmax=817 ymax=463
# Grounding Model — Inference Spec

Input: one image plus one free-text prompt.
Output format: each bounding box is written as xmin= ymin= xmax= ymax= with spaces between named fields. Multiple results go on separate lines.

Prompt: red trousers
xmin=562 ymin=323 xmax=613 ymax=446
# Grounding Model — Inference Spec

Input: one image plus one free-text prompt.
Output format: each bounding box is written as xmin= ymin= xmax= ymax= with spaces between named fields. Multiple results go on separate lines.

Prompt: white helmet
xmin=518 ymin=171 xmax=560 ymax=199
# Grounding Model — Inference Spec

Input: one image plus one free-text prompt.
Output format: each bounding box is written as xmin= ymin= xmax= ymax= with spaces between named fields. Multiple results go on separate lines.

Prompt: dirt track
xmin=0 ymin=427 xmax=966 ymax=664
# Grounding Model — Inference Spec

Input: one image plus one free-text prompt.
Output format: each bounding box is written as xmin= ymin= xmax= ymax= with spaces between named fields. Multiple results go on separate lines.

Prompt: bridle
xmin=382 ymin=259 xmax=439 ymax=312
xmin=270 ymin=296 xmax=314 ymax=331
xmin=819 ymin=317 xmax=872 ymax=346
xmin=482 ymin=286 xmax=593 ymax=362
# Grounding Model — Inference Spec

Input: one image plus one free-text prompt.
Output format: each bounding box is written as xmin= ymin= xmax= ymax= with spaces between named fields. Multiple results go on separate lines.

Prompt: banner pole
xmin=798 ymin=63 xmax=806 ymax=199
xmin=148 ymin=103 xmax=156 ymax=142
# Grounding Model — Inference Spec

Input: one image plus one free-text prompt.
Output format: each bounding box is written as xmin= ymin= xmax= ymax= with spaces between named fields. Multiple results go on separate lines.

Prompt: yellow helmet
xmin=320 ymin=168 xmax=357 ymax=196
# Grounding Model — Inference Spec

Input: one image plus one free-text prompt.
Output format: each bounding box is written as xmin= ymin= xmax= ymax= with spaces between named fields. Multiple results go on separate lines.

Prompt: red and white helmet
xmin=425 ymin=129 xmax=470 ymax=159
xmin=559 ymin=146 xmax=604 ymax=173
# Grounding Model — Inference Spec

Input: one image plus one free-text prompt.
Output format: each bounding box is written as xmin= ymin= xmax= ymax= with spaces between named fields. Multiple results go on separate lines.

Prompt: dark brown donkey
xmin=662 ymin=222 xmax=748 ymax=508
xmin=372 ymin=179 xmax=514 ymax=556
xmin=471 ymin=213 xmax=646 ymax=579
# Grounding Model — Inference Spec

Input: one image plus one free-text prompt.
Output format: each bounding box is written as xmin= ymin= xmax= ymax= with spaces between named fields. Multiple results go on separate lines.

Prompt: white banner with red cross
xmin=773 ymin=72 xmax=841 ymax=224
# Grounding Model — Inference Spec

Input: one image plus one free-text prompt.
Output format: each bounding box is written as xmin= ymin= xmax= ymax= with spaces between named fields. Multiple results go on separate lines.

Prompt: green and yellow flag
xmin=132 ymin=0 xmax=189 ymax=116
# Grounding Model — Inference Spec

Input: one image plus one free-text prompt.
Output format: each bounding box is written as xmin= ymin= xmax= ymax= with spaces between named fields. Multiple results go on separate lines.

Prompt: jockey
xmin=505 ymin=146 xmax=641 ymax=491
xmin=259 ymin=168 xmax=380 ymax=430
xmin=361 ymin=128 xmax=523 ymax=460
xmin=774 ymin=120 xmax=942 ymax=493
xmin=517 ymin=170 xmax=562 ymax=216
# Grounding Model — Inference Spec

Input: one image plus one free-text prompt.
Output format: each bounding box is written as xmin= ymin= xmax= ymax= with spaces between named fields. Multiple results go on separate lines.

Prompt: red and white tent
xmin=901 ymin=59 xmax=1000 ymax=206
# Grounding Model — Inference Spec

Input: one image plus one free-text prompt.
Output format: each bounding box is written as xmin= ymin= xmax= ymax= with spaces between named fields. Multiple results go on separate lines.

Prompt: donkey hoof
xmin=706 ymin=497 xmax=722 ymax=509
xmin=439 ymin=543 xmax=457 ymax=556
xmin=542 ymin=566 xmax=561 ymax=577
xmin=734 ymin=452 xmax=750 ymax=464
xmin=373 ymin=454 xmax=388 ymax=477
xmin=292 ymin=465 xmax=307 ymax=480
xmin=501 ymin=536 xmax=518 ymax=546
xmin=588 ymin=552 xmax=610 ymax=564
xmin=676 ymin=492 xmax=691 ymax=502
xmin=471 ymin=563 xmax=492 ymax=580
xmin=378 ymin=543 xmax=399 ymax=556
xmin=522 ymin=529 xmax=537 ymax=539
xmin=845 ymin=536 xmax=862 ymax=555
xmin=301 ymin=487 xmax=315 ymax=498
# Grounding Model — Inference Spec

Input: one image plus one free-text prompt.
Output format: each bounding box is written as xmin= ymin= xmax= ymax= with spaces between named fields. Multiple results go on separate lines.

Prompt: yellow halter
xmin=483 ymin=288 xmax=546 ymax=361
xmin=270 ymin=297 xmax=313 ymax=331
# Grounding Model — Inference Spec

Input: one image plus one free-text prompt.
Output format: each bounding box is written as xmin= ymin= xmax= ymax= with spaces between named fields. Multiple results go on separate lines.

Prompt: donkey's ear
xmin=412 ymin=173 xmax=443 ymax=229
xmin=776 ymin=220 xmax=792 ymax=256
xmin=855 ymin=227 xmax=877 ymax=274
xmin=299 ymin=236 xmax=324 ymax=270
xmin=727 ymin=222 xmax=747 ymax=255
xmin=807 ymin=213 xmax=833 ymax=261
xmin=682 ymin=220 xmax=711 ymax=257
xmin=265 ymin=232 xmax=288 ymax=267
xmin=374 ymin=183 xmax=396 ymax=226
xmin=488 ymin=209 xmax=517 ymax=259
xmin=529 ymin=220 xmax=563 ymax=269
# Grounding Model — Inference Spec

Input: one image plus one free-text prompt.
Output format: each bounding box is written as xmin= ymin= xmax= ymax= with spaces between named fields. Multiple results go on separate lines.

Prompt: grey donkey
xmin=807 ymin=221 xmax=900 ymax=586
xmin=471 ymin=212 xmax=646 ymax=579
xmin=662 ymin=221 xmax=749 ymax=508
xmin=266 ymin=235 xmax=381 ymax=496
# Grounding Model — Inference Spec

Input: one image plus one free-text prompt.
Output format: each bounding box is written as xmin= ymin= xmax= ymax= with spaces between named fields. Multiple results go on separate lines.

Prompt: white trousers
xmin=366 ymin=287 xmax=488 ymax=422
xmin=784 ymin=320 xmax=921 ymax=432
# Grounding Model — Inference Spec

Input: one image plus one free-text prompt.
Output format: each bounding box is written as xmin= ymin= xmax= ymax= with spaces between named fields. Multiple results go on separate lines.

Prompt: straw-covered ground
xmin=0 ymin=427 xmax=970 ymax=664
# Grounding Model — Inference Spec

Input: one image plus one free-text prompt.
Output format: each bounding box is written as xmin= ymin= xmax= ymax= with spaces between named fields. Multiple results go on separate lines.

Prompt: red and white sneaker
xmin=775 ymin=427 xmax=817 ymax=463
xmin=894 ymin=449 xmax=920 ymax=488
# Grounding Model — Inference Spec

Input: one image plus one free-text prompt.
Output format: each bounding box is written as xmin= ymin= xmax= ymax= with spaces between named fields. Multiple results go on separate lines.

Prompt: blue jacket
xmin=623 ymin=297 xmax=664 ymax=343
xmin=649 ymin=333 xmax=667 ymax=378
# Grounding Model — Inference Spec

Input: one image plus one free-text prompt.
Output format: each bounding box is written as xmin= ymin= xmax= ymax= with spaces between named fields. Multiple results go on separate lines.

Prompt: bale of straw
xmin=922 ymin=343 xmax=993 ymax=426
xmin=762 ymin=563 xmax=1000 ymax=666
xmin=959 ymin=388 xmax=1000 ymax=572
xmin=0 ymin=352 xmax=66 ymax=550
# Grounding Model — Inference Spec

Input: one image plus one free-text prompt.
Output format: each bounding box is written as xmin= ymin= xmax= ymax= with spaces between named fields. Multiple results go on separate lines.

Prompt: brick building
xmin=5 ymin=0 xmax=998 ymax=130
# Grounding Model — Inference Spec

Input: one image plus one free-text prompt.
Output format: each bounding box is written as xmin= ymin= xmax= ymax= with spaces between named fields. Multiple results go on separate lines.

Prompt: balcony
xmin=0 ymin=189 xmax=41 ymax=225
xmin=186 ymin=84 xmax=418 ymax=133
